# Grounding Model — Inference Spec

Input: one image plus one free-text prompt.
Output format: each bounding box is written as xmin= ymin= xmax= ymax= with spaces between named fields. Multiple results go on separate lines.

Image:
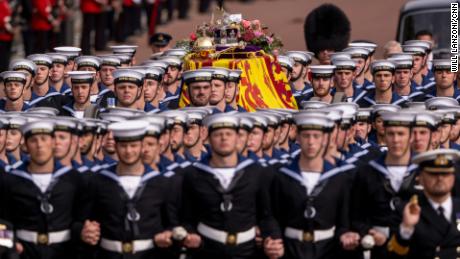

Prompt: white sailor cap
xmin=228 ymin=69 xmax=242 ymax=83
xmin=294 ymin=114 xmax=332 ymax=132
xmin=343 ymin=47 xmax=370 ymax=59
xmin=48 ymin=53 xmax=68 ymax=64
xmin=370 ymin=60 xmax=395 ymax=74
xmin=0 ymin=71 xmax=27 ymax=84
xmin=159 ymin=56 xmax=182 ymax=67
xmin=425 ymin=97 xmax=459 ymax=110
xmin=75 ymin=56 xmax=102 ymax=70
xmin=138 ymin=115 xmax=167 ymax=129
xmin=67 ymin=71 xmax=96 ymax=84
xmin=8 ymin=117 xmax=27 ymax=129
xmin=21 ymin=120 xmax=55 ymax=138
xmin=286 ymin=51 xmax=312 ymax=65
xmin=414 ymin=112 xmax=439 ymax=129
xmin=246 ymin=113 xmax=269 ymax=130
xmin=182 ymin=69 xmax=213 ymax=84
xmin=53 ymin=46 xmax=81 ymax=59
xmin=99 ymin=113 xmax=128 ymax=123
xmin=143 ymin=67 xmax=164 ymax=81
xmin=99 ymin=55 xmax=122 ymax=67
xmin=300 ymin=100 xmax=329 ymax=110
xmin=161 ymin=110 xmax=188 ymax=126
xmin=330 ymin=52 xmax=352 ymax=63
xmin=145 ymin=122 xmax=162 ymax=137
xmin=104 ymin=107 xmax=146 ymax=117
xmin=203 ymin=114 xmax=239 ymax=131
xmin=277 ymin=55 xmax=294 ymax=71
xmin=179 ymin=106 xmax=215 ymax=115
xmin=54 ymin=117 xmax=79 ymax=133
xmin=0 ymin=116 xmax=9 ymax=129
xmin=237 ymin=115 xmax=254 ymax=131
xmin=348 ymin=42 xmax=377 ymax=54
xmin=356 ymin=108 xmax=372 ymax=122
xmin=109 ymin=120 xmax=148 ymax=141
xmin=406 ymin=102 xmax=426 ymax=110
xmin=27 ymin=54 xmax=52 ymax=67
xmin=27 ymin=107 xmax=60 ymax=116
xmin=329 ymin=103 xmax=358 ymax=118
xmin=113 ymin=54 xmax=132 ymax=64
xmin=310 ymin=65 xmax=336 ymax=78
xmin=210 ymin=67 xmax=230 ymax=81
xmin=434 ymin=109 xmax=457 ymax=124
xmin=324 ymin=109 xmax=343 ymax=123
xmin=380 ymin=111 xmax=414 ymax=127
xmin=113 ymin=69 xmax=144 ymax=86
xmin=432 ymin=59 xmax=452 ymax=71
xmin=185 ymin=112 xmax=205 ymax=126
xmin=110 ymin=45 xmax=138 ymax=57
xmin=371 ymin=104 xmax=401 ymax=119
xmin=162 ymin=48 xmax=188 ymax=58
xmin=259 ymin=112 xmax=281 ymax=127
xmin=402 ymin=45 xmax=426 ymax=56
xmin=404 ymin=40 xmax=432 ymax=51
xmin=332 ymin=58 xmax=356 ymax=71
xmin=9 ymin=59 xmax=37 ymax=75
xmin=412 ymin=149 xmax=460 ymax=173
xmin=142 ymin=60 xmax=170 ymax=71
xmin=388 ymin=52 xmax=413 ymax=60
xmin=388 ymin=54 xmax=413 ymax=69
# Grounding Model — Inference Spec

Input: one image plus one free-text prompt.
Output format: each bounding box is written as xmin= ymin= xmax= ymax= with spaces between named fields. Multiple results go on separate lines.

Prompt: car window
xmin=399 ymin=9 xmax=450 ymax=49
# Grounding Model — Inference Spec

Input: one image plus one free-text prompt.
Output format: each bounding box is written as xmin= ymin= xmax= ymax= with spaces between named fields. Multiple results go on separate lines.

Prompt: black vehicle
xmin=396 ymin=0 xmax=457 ymax=56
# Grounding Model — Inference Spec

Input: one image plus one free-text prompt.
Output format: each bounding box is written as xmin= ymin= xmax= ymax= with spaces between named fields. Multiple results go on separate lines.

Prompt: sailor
xmin=357 ymin=60 xmax=405 ymax=108
xmin=298 ymin=65 xmax=335 ymax=104
xmin=9 ymin=59 xmax=37 ymax=101
xmin=331 ymin=57 xmax=367 ymax=103
xmin=180 ymin=114 xmax=283 ymax=258
xmin=388 ymin=53 xmax=425 ymax=102
xmin=182 ymin=69 xmax=213 ymax=107
xmin=367 ymin=104 xmax=402 ymax=152
xmin=48 ymin=53 xmax=71 ymax=95
xmin=183 ymin=112 xmax=207 ymax=163
xmin=5 ymin=117 xmax=27 ymax=166
xmin=0 ymin=120 xmax=84 ymax=259
xmin=143 ymin=67 xmax=166 ymax=111
xmin=158 ymin=56 xmax=183 ymax=109
xmin=61 ymin=71 xmax=97 ymax=118
xmin=75 ymin=55 xmax=103 ymax=104
xmin=350 ymin=111 xmax=419 ymax=259
xmin=286 ymin=51 xmax=313 ymax=102
xmin=112 ymin=69 xmax=145 ymax=111
xmin=423 ymin=59 xmax=460 ymax=102
xmin=224 ymin=69 xmax=247 ymax=112
xmin=79 ymin=120 xmax=174 ymax=258
xmin=27 ymin=54 xmax=63 ymax=111
xmin=208 ymin=67 xmax=234 ymax=113
xmin=111 ymin=45 xmax=138 ymax=66
xmin=95 ymin=56 xmax=121 ymax=108
xmin=271 ymin=113 xmax=358 ymax=259
xmin=411 ymin=112 xmax=439 ymax=155
xmin=0 ymin=71 xmax=31 ymax=112
xmin=343 ymin=46 xmax=373 ymax=90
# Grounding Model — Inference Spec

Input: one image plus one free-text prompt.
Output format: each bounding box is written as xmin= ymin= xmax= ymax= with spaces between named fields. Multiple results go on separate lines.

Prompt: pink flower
xmin=241 ymin=20 xmax=251 ymax=29
xmin=252 ymin=20 xmax=261 ymax=31
xmin=190 ymin=33 xmax=197 ymax=41
xmin=266 ymin=36 xmax=274 ymax=44
xmin=242 ymin=31 xmax=255 ymax=42
xmin=254 ymin=30 xmax=264 ymax=38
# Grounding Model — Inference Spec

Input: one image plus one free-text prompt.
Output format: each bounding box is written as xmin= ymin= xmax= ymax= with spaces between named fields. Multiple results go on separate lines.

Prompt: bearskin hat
xmin=304 ymin=4 xmax=351 ymax=55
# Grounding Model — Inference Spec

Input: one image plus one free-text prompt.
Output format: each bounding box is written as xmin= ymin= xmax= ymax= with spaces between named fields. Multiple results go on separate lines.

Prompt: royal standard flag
xmin=178 ymin=49 xmax=298 ymax=111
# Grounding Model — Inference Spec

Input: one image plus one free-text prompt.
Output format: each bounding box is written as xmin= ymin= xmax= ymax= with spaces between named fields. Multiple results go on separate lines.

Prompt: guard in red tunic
xmin=80 ymin=0 xmax=107 ymax=54
xmin=0 ymin=0 xmax=14 ymax=71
